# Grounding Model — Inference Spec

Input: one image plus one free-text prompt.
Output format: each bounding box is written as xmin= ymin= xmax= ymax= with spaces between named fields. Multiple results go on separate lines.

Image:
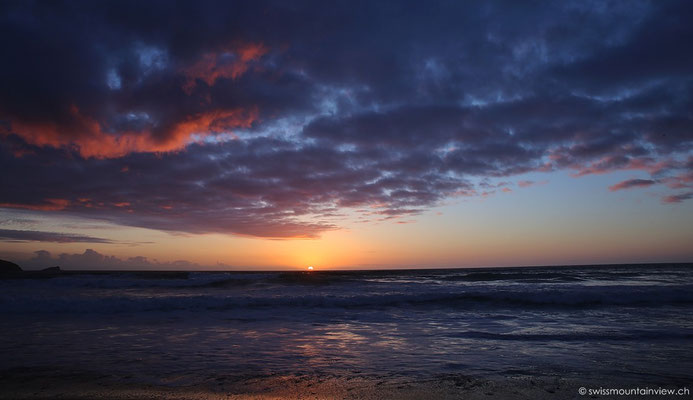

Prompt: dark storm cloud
xmin=0 ymin=136 xmax=473 ymax=237
xmin=1 ymin=0 xmax=693 ymax=238
xmin=552 ymin=0 xmax=693 ymax=91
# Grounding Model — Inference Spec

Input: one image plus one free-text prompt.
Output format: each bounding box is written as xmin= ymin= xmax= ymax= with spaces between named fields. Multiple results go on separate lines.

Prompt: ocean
xmin=1 ymin=264 xmax=692 ymax=397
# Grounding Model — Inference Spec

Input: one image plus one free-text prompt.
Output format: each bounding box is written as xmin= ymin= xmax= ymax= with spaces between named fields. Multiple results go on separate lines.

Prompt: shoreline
xmin=0 ymin=370 xmax=586 ymax=400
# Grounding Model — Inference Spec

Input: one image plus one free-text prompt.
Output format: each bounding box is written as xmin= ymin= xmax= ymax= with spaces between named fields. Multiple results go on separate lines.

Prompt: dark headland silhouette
xmin=0 ymin=259 xmax=22 ymax=273
xmin=0 ymin=259 xmax=62 ymax=277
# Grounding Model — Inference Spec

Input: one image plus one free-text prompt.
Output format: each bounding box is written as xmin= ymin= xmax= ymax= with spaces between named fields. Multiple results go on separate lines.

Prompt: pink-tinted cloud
xmin=571 ymin=156 xmax=662 ymax=177
xmin=517 ymin=180 xmax=548 ymax=188
xmin=608 ymin=179 xmax=657 ymax=192
xmin=662 ymin=192 xmax=693 ymax=204
xmin=662 ymin=171 xmax=693 ymax=189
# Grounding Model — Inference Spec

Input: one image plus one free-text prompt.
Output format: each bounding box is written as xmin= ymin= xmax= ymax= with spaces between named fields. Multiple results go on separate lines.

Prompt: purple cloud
xmin=0 ymin=229 xmax=114 ymax=243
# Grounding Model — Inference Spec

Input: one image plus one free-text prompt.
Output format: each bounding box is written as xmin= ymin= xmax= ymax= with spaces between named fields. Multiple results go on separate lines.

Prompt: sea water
xmin=1 ymin=264 xmax=692 ymax=386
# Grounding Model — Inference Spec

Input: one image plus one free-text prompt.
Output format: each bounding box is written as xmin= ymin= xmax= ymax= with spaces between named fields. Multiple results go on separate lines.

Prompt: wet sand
xmin=0 ymin=369 xmax=582 ymax=399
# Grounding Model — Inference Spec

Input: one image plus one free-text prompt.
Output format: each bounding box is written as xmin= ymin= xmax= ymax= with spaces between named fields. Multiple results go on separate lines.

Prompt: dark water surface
xmin=1 ymin=264 xmax=692 ymax=386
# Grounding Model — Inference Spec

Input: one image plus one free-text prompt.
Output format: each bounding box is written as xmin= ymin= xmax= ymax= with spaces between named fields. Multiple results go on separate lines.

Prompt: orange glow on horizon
xmin=2 ymin=185 xmax=693 ymax=271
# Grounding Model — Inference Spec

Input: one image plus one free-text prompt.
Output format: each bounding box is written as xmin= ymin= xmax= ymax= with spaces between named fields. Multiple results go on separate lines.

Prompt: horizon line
xmin=9 ymin=261 xmax=693 ymax=273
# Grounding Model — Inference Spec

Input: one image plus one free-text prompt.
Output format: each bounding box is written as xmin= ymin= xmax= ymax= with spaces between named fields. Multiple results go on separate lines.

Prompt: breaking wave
xmin=2 ymin=283 xmax=692 ymax=314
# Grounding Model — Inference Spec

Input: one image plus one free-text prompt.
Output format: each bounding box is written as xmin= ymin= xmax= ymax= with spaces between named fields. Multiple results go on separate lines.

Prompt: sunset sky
xmin=1 ymin=0 xmax=692 ymax=270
